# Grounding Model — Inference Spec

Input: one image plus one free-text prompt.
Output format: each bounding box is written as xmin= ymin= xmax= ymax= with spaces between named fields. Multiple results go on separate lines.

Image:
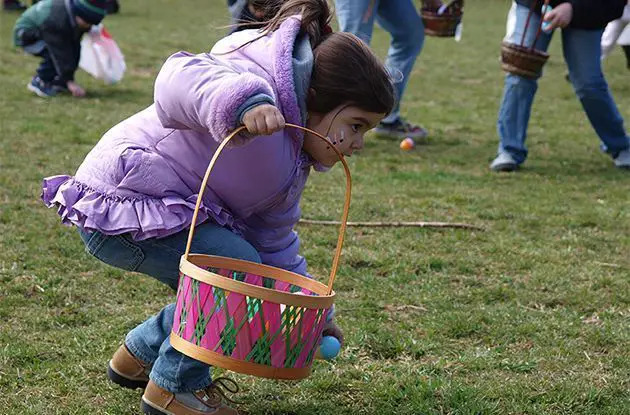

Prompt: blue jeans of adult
xmin=498 ymin=3 xmax=630 ymax=164
xmin=79 ymin=223 xmax=261 ymax=392
xmin=334 ymin=0 xmax=424 ymax=123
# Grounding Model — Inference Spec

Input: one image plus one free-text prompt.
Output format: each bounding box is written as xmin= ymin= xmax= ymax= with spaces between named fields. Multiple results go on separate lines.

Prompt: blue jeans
xmin=497 ymin=3 xmax=630 ymax=164
xmin=334 ymin=0 xmax=424 ymax=123
xmin=79 ymin=223 xmax=261 ymax=392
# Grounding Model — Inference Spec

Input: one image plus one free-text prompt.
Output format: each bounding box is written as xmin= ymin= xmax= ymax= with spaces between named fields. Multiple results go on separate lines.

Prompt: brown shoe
xmin=141 ymin=379 xmax=239 ymax=415
xmin=108 ymin=344 xmax=151 ymax=390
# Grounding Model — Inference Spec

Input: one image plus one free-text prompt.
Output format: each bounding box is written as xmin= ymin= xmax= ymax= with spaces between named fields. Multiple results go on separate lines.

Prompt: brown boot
xmin=108 ymin=344 xmax=151 ymax=390
xmin=141 ymin=379 xmax=239 ymax=415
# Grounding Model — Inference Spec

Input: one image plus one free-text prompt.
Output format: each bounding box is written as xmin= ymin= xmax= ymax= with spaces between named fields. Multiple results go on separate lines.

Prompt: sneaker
xmin=27 ymin=76 xmax=56 ymax=97
xmin=141 ymin=379 xmax=239 ymax=415
xmin=614 ymin=149 xmax=630 ymax=169
xmin=373 ymin=118 xmax=429 ymax=140
xmin=108 ymin=344 xmax=151 ymax=390
xmin=490 ymin=152 xmax=518 ymax=172
xmin=3 ymin=0 xmax=27 ymax=11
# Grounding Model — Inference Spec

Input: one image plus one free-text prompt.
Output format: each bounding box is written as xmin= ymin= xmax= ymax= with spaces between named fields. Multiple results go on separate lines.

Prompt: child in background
xmin=42 ymin=0 xmax=394 ymax=413
xmin=227 ymin=0 xmax=281 ymax=33
xmin=13 ymin=0 xmax=107 ymax=97
xmin=491 ymin=0 xmax=630 ymax=172
xmin=3 ymin=0 xmax=27 ymax=11
xmin=334 ymin=0 xmax=428 ymax=141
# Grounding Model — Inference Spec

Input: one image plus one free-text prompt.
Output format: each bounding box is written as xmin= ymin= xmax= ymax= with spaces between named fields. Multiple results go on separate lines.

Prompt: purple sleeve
xmin=153 ymin=51 xmax=275 ymax=142
xmin=244 ymin=225 xmax=308 ymax=277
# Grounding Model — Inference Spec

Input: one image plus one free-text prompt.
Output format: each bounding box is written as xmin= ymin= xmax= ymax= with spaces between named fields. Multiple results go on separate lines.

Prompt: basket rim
xmin=420 ymin=9 xmax=462 ymax=18
xmin=501 ymin=63 xmax=539 ymax=79
xmin=170 ymin=332 xmax=313 ymax=380
xmin=180 ymin=254 xmax=335 ymax=309
xmin=501 ymin=41 xmax=549 ymax=58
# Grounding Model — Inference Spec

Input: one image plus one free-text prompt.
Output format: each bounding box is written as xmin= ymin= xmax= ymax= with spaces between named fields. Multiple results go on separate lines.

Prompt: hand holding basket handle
xmin=241 ymin=104 xmax=286 ymax=137
xmin=173 ymin=124 xmax=351 ymax=380
xmin=542 ymin=2 xmax=573 ymax=32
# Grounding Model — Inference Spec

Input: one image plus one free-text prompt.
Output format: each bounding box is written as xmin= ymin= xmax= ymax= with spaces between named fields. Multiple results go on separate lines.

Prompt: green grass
xmin=1 ymin=1 xmax=629 ymax=414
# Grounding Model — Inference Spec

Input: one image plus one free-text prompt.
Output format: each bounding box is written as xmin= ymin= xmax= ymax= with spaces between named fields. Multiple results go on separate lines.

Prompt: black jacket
xmin=515 ymin=0 xmax=626 ymax=30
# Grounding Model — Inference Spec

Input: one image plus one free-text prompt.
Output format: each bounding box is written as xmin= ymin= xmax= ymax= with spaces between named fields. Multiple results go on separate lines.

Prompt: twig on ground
xmin=298 ymin=219 xmax=484 ymax=231
xmin=593 ymin=261 xmax=623 ymax=269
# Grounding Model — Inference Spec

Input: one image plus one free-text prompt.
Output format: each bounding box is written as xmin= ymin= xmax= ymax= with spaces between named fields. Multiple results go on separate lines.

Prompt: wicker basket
xmin=421 ymin=0 xmax=463 ymax=37
xmin=500 ymin=0 xmax=551 ymax=79
xmin=421 ymin=9 xmax=462 ymax=37
xmin=500 ymin=41 xmax=549 ymax=79
xmin=171 ymin=124 xmax=351 ymax=380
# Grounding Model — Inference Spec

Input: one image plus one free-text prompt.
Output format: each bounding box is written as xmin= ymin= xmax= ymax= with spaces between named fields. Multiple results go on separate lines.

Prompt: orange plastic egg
xmin=400 ymin=137 xmax=415 ymax=151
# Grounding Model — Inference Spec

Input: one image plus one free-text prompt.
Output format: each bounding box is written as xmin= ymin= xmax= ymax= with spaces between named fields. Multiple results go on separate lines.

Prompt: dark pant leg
xmin=35 ymin=48 xmax=57 ymax=82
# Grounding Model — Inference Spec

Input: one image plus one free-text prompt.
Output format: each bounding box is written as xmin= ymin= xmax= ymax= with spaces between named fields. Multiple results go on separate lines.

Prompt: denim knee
xmin=408 ymin=25 xmax=425 ymax=56
xmin=391 ymin=19 xmax=424 ymax=56
xmin=571 ymin=76 xmax=608 ymax=99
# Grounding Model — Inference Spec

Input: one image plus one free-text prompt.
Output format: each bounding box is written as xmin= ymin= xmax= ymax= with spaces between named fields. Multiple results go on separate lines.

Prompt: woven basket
xmin=421 ymin=9 xmax=462 ymax=37
xmin=500 ymin=41 xmax=549 ymax=79
xmin=500 ymin=0 xmax=550 ymax=79
xmin=171 ymin=124 xmax=351 ymax=380
xmin=421 ymin=0 xmax=463 ymax=37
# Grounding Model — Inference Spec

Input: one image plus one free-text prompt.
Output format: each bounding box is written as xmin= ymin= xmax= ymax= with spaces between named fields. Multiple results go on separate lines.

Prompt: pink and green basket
xmin=171 ymin=124 xmax=351 ymax=380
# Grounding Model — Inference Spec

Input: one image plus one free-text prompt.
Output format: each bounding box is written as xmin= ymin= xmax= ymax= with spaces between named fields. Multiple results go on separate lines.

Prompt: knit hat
xmin=72 ymin=0 xmax=107 ymax=25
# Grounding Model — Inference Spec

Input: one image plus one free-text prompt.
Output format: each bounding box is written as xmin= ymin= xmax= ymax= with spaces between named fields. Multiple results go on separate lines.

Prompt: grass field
xmin=1 ymin=1 xmax=629 ymax=414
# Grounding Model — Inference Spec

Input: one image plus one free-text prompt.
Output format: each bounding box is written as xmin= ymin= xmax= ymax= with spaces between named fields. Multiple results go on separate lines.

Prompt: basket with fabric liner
xmin=420 ymin=0 xmax=464 ymax=37
xmin=501 ymin=0 xmax=550 ymax=79
xmin=171 ymin=124 xmax=351 ymax=380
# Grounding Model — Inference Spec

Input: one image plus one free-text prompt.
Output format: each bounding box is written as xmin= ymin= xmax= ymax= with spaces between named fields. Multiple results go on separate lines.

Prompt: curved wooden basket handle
xmin=183 ymin=123 xmax=351 ymax=295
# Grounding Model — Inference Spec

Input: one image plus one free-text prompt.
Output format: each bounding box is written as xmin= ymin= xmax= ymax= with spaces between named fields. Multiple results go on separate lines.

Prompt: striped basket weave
xmin=171 ymin=124 xmax=351 ymax=380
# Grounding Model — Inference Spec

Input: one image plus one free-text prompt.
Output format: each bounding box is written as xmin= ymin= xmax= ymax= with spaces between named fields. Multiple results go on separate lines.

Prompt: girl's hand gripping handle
xmin=242 ymin=104 xmax=286 ymax=136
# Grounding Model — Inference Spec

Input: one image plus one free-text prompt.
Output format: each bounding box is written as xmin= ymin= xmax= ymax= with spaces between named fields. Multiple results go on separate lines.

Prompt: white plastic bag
xmin=79 ymin=24 xmax=126 ymax=85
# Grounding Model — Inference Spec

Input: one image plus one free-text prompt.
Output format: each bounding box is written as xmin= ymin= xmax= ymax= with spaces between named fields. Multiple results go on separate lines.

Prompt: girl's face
xmin=304 ymin=105 xmax=385 ymax=168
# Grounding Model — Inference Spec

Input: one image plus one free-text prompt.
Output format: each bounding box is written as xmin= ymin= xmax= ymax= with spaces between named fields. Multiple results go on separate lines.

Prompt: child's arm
xmin=154 ymin=51 xmax=276 ymax=142
xmin=243 ymin=226 xmax=308 ymax=277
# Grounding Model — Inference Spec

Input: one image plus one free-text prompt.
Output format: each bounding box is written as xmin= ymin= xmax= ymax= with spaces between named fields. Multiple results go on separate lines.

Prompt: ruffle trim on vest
xmin=41 ymin=175 xmax=237 ymax=241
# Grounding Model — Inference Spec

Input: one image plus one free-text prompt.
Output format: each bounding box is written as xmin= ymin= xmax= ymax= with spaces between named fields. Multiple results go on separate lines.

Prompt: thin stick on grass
xmin=298 ymin=219 xmax=484 ymax=231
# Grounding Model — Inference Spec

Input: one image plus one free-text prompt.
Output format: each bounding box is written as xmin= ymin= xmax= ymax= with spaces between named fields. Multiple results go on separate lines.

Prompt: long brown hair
xmin=308 ymin=32 xmax=395 ymax=116
xmin=236 ymin=0 xmax=395 ymax=116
